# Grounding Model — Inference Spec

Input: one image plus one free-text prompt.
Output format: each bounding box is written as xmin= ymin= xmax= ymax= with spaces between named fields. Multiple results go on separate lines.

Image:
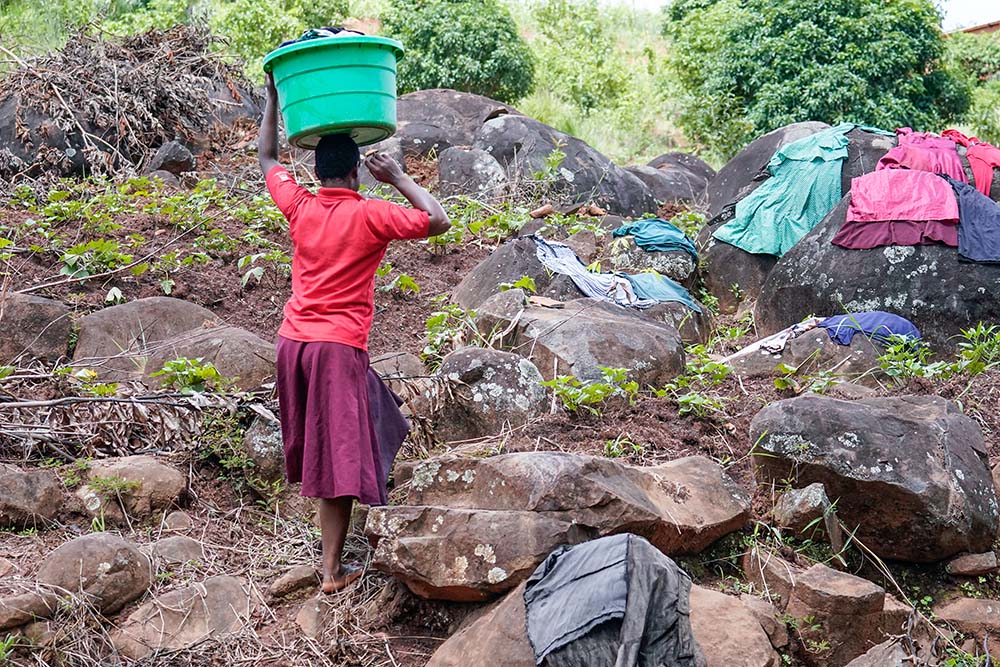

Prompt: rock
xmin=752 ymin=395 xmax=998 ymax=562
xmin=742 ymin=547 xmax=802 ymax=610
xmin=434 ymin=347 xmax=547 ymax=441
xmin=727 ymin=327 xmax=882 ymax=381
xmin=367 ymin=504 xmax=589 ymax=601
xmin=146 ymin=140 xmax=195 ymax=175
xmin=146 ymin=536 xmax=204 ymax=565
xmin=563 ymin=229 xmax=598 ymax=264
xmin=295 ymin=597 xmax=330 ymax=639
xmin=87 ymin=455 xmax=186 ymax=520
xmin=270 ymin=565 xmax=319 ymax=599
xmin=371 ymin=453 xmax=749 ymax=601
xmin=934 ymin=597 xmax=1000 ymax=655
xmin=475 ymin=114 xmax=657 ymax=217
xmin=0 ymin=293 xmax=70 ymax=363
xmin=740 ymin=594 xmax=789 ymax=649
xmin=643 ymin=301 xmax=713 ymax=346
xmin=0 ymin=593 xmax=56 ymax=632
xmin=842 ymin=639 xmax=910 ymax=667
xmin=437 ymin=146 xmax=508 ymax=198
xmin=112 ymin=575 xmax=252 ymax=659
xmin=425 ymin=582 xmax=535 ymax=667
xmin=626 ymin=164 xmax=707 ymax=204
xmin=690 ymin=585 xmax=780 ymax=667
xmin=148 ymin=169 xmax=180 ymax=187
xmin=947 ymin=552 xmax=999 ymax=577
xmin=387 ymin=89 xmax=519 ymax=158
xmin=881 ymin=595 xmax=913 ymax=636
xmin=143 ymin=325 xmax=275 ymax=391
xmin=0 ymin=558 xmax=15 ymax=578
xmin=755 ymin=196 xmax=1000 ymax=350
xmin=772 ymin=483 xmax=844 ymax=550
xmin=359 ymin=135 xmax=406 ymax=190
xmin=163 ymin=510 xmax=194 ymax=532
xmin=697 ymin=225 xmax=776 ymax=314
xmin=707 ymin=121 xmax=830 ymax=219
xmin=36 ymin=533 xmax=151 ymax=614
xmin=648 ymin=151 xmax=716 ymax=184
xmin=606 ymin=234 xmax=698 ymax=287
xmin=841 ymin=129 xmax=897 ymax=195
xmin=0 ymin=465 xmax=63 ymax=529
xmin=73 ymin=297 xmax=220 ymax=380
xmin=475 ymin=294 xmax=685 ymax=386
xmin=784 ymin=563 xmax=886 ymax=667
xmin=241 ymin=414 xmax=284 ymax=484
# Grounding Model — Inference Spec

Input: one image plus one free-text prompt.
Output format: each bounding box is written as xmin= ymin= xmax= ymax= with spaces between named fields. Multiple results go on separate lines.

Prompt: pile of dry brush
xmin=0 ymin=25 xmax=259 ymax=181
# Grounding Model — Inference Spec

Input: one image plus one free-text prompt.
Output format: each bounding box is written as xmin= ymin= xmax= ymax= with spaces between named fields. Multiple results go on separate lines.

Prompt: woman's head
xmin=315 ymin=133 xmax=360 ymax=189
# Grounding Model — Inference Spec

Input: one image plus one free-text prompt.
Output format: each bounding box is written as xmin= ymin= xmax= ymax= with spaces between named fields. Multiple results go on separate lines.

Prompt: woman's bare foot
xmin=322 ymin=563 xmax=362 ymax=594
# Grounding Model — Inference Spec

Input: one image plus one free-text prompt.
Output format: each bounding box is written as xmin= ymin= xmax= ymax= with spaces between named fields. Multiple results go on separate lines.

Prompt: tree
xmin=662 ymin=0 xmax=972 ymax=160
xmin=382 ymin=0 xmax=535 ymax=104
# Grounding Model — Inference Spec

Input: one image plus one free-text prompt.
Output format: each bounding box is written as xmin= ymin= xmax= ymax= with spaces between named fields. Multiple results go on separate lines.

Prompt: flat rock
xmin=434 ymin=347 xmax=547 ymax=441
xmin=843 ymin=639 xmax=910 ymax=667
xmin=0 ymin=464 xmax=63 ymax=529
xmin=112 ymin=575 xmax=252 ymax=659
xmin=146 ymin=535 xmax=204 ymax=565
xmin=87 ymin=455 xmax=186 ymax=520
xmin=143 ymin=325 xmax=275 ymax=391
xmin=752 ymin=395 xmax=997 ymax=562
xmin=0 ymin=293 xmax=70 ymax=363
xmin=934 ymin=597 xmax=1000 ymax=655
xmin=690 ymin=586 xmax=780 ymax=667
xmin=270 ymin=565 xmax=319 ymax=599
xmin=947 ymin=551 xmax=999 ymax=577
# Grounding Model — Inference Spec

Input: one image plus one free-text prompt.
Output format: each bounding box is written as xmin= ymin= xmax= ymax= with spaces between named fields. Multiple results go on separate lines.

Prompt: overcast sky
xmin=600 ymin=0 xmax=1000 ymax=31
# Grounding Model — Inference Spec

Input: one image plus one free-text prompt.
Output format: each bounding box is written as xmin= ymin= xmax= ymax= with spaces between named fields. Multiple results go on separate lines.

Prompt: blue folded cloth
xmin=818 ymin=312 xmax=920 ymax=346
xmin=612 ymin=218 xmax=698 ymax=261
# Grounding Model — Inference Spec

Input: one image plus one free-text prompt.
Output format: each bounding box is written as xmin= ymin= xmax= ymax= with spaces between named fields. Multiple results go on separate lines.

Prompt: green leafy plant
xmin=877 ymin=335 xmax=952 ymax=380
xmin=604 ymin=434 xmax=643 ymax=458
xmin=422 ymin=301 xmax=479 ymax=370
xmin=541 ymin=366 xmax=639 ymax=416
xmin=150 ymin=357 xmax=229 ymax=393
xmin=60 ymin=239 xmax=133 ymax=278
xmin=0 ymin=635 xmax=15 ymax=660
xmin=954 ymin=322 xmax=1000 ymax=375
xmin=88 ymin=474 xmax=141 ymax=500
xmin=500 ymin=275 xmax=537 ymax=294
xmin=383 ymin=0 xmax=535 ymax=104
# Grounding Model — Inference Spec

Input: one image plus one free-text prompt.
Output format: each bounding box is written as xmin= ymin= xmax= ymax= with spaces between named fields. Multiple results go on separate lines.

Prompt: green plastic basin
xmin=262 ymin=36 xmax=404 ymax=149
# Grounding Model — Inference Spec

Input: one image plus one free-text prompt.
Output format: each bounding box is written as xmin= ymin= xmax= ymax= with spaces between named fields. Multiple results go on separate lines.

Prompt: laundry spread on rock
xmin=943 ymin=129 xmax=1000 ymax=197
xmin=832 ymin=170 xmax=959 ymax=250
xmin=524 ymin=534 xmax=705 ymax=667
xmin=612 ymin=217 xmax=698 ymax=261
xmin=531 ymin=235 xmax=701 ymax=312
xmin=941 ymin=175 xmax=1000 ymax=263
xmin=877 ymin=127 xmax=968 ymax=182
xmin=712 ymin=123 xmax=893 ymax=257
xmin=818 ymin=312 xmax=921 ymax=346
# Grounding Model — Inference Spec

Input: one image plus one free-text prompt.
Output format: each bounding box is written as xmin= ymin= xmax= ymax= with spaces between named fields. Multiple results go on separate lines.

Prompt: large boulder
xmin=112 ymin=575 xmax=252 ymax=659
xmin=841 ymin=129 xmax=897 ymax=194
xmin=72 ymin=297 xmax=219 ymax=379
xmin=369 ymin=453 xmax=751 ymax=600
xmin=697 ymin=225 xmax=776 ymax=314
xmin=648 ymin=151 xmax=716 ymax=184
xmin=755 ymin=196 xmax=1000 ymax=350
xmin=85 ymin=455 xmax=187 ymax=520
xmin=143 ymin=325 xmax=276 ymax=391
xmin=435 ymin=347 xmax=548 ymax=441
xmin=707 ymin=121 xmax=830 ymax=219
xmin=437 ymin=146 xmax=508 ymax=198
xmin=387 ymin=88 xmax=519 ymax=158
xmin=751 ymin=395 xmax=998 ymax=562
xmin=606 ymin=234 xmax=699 ymax=288
xmin=626 ymin=164 xmax=707 ymax=204
xmin=0 ymin=293 xmax=70 ymax=363
xmin=0 ymin=465 xmax=63 ymax=529
xmin=475 ymin=114 xmax=657 ymax=217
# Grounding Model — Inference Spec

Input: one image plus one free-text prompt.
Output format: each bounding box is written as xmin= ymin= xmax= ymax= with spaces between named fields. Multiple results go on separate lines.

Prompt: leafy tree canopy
xmin=383 ymin=0 xmax=535 ymax=104
xmin=662 ymin=0 xmax=972 ymax=159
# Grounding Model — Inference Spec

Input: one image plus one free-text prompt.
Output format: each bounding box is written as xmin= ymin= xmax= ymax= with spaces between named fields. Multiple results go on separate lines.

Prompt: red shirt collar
xmin=318 ymin=187 xmax=364 ymax=200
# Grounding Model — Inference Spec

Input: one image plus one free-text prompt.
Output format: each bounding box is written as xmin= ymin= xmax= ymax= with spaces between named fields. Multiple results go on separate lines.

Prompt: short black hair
xmin=315 ymin=133 xmax=360 ymax=181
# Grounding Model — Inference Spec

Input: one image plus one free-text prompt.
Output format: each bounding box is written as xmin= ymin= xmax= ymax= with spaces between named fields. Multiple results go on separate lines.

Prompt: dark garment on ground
xmin=942 ymin=175 xmax=1000 ymax=263
xmin=366 ymin=368 xmax=409 ymax=490
xmin=819 ymin=312 xmax=921 ymax=346
xmin=523 ymin=533 xmax=705 ymax=667
xmin=276 ymin=336 xmax=395 ymax=505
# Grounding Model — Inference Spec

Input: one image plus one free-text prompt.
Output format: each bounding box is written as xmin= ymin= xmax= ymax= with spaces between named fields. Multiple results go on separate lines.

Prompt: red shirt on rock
xmin=266 ymin=166 xmax=430 ymax=350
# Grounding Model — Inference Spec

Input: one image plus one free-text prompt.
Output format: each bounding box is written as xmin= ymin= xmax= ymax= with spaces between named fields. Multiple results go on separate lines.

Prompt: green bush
xmin=662 ymin=0 xmax=972 ymax=160
xmin=964 ymin=78 xmax=1000 ymax=145
xmin=382 ymin=0 xmax=534 ymax=104
xmin=944 ymin=32 xmax=1000 ymax=144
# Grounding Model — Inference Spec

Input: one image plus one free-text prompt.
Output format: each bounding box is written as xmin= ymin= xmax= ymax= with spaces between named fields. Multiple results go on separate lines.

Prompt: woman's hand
xmin=366 ymin=152 xmax=405 ymax=185
xmin=265 ymin=72 xmax=278 ymax=101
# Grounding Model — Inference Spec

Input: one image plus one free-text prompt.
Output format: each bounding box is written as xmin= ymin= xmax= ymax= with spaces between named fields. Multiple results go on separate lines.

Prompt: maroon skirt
xmin=276 ymin=336 xmax=389 ymax=505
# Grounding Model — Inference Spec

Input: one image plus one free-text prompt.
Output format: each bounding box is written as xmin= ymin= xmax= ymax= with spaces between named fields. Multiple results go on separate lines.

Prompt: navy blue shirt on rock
xmin=942 ymin=175 xmax=1000 ymax=263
